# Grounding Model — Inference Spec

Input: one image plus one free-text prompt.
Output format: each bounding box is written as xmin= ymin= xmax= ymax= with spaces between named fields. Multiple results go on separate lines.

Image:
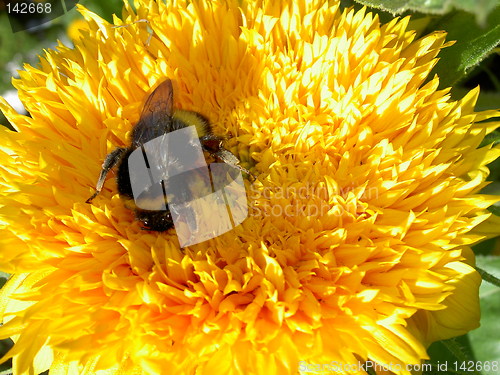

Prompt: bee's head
xmin=200 ymin=138 xmax=223 ymax=154
xmin=136 ymin=210 xmax=174 ymax=232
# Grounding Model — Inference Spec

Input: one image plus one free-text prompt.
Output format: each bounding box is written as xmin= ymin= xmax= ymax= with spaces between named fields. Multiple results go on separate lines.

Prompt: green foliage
xmin=424 ymin=256 xmax=500 ymax=375
xmin=426 ymin=259 xmax=500 ymax=375
xmin=0 ymin=0 xmax=124 ymax=127
xmin=353 ymin=1 xmax=500 ymax=89
xmin=0 ymin=272 xmax=8 ymax=289
xmin=353 ymin=0 xmax=500 ymax=24
xmin=0 ymin=0 xmax=124 ymax=92
xmin=425 ymin=335 xmax=481 ymax=375
xmin=489 ymin=204 xmax=500 ymax=217
xmin=0 ymin=338 xmax=12 ymax=374
xmin=0 ymin=273 xmax=11 ymax=373
xmin=428 ymin=8 xmax=500 ymax=88
xmin=469 ymin=257 xmax=500 ymax=375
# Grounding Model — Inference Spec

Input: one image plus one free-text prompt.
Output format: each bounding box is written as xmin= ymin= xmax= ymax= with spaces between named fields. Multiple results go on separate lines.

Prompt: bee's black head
xmin=136 ymin=210 xmax=174 ymax=232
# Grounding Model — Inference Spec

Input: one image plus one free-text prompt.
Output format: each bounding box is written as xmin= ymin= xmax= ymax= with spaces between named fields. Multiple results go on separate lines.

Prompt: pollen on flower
xmin=0 ymin=0 xmax=499 ymax=374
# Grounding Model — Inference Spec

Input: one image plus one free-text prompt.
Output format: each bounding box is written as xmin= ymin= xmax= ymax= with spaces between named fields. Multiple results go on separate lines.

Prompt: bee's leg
xmin=200 ymin=135 xmax=256 ymax=180
xmin=211 ymin=148 xmax=256 ymax=180
xmin=86 ymin=147 xmax=128 ymax=203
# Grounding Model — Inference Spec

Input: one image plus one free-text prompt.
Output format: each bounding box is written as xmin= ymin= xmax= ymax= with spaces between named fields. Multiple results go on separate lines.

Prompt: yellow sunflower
xmin=1 ymin=0 xmax=500 ymax=374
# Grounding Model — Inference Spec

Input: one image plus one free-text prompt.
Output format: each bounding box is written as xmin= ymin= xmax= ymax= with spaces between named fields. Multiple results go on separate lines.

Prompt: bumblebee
xmin=86 ymin=79 xmax=253 ymax=231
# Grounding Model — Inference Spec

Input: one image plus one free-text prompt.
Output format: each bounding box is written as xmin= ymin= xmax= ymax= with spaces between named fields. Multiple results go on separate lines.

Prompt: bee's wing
xmin=132 ymin=79 xmax=174 ymax=145
xmin=140 ymin=79 xmax=173 ymax=121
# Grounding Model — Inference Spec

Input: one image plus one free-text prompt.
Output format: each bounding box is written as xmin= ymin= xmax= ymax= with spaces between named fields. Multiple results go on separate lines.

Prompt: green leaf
xmin=0 ymin=338 xmax=12 ymax=374
xmin=425 ymin=335 xmax=480 ymax=375
xmin=352 ymin=0 xmax=500 ymax=23
xmin=452 ymin=89 xmax=500 ymax=112
xmin=486 ymin=130 xmax=500 ymax=147
xmin=469 ymin=256 xmax=500 ymax=375
xmin=428 ymin=7 xmax=500 ymax=88
xmin=424 ymin=257 xmax=500 ymax=375
xmin=0 ymin=273 xmax=13 ymax=374
xmin=486 ymin=158 xmax=500 ymax=183
xmin=77 ymin=0 xmax=124 ymax=23
xmin=0 ymin=272 xmax=9 ymax=289
xmin=480 ymin=130 xmax=500 ymax=148
xmin=488 ymin=205 xmax=500 ymax=217
xmin=473 ymin=237 xmax=498 ymax=256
